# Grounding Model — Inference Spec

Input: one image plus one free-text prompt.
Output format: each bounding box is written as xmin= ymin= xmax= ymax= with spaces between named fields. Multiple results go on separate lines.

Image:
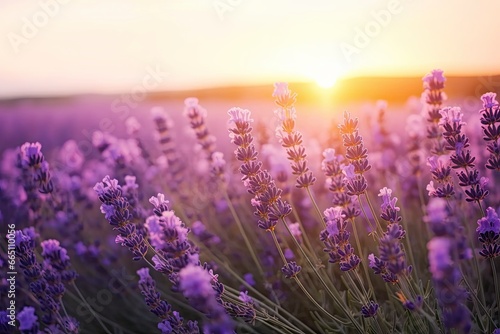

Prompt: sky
xmin=0 ymin=0 xmax=499 ymax=98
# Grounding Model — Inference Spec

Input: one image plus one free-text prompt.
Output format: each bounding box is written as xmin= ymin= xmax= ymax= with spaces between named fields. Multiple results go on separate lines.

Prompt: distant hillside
xmin=1 ymin=75 xmax=499 ymax=105
xmin=146 ymin=75 xmax=500 ymax=103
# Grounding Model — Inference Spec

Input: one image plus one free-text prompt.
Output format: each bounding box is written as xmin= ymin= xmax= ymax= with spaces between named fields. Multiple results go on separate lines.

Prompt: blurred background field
xmin=0 ymin=75 xmax=495 ymax=155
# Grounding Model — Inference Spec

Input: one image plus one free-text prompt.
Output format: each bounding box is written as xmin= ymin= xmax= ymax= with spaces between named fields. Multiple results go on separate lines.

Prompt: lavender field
xmin=0 ymin=71 xmax=499 ymax=334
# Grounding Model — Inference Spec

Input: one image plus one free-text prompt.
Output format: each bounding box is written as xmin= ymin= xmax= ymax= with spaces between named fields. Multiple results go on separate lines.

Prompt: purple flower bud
xmin=360 ymin=301 xmax=379 ymax=318
xmin=228 ymin=107 xmax=253 ymax=125
xmin=238 ymin=291 xmax=254 ymax=304
xmin=18 ymin=306 xmax=38 ymax=331
xmin=243 ymin=273 xmax=255 ymax=286
xmin=481 ymin=92 xmax=498 ymax=108
xmin=341 ymin=164 xmax=356 ymax=180
xmin=281 ymin=261 xmax=301 ymax=279
xmin=438 ymin=107 xmax=465 ymax=127
xmin=422 ymin=69 xmax=445 ymax=90
xmin=427 ymin=237 xmax=452 ymax=279
xmin=477 ymin=207 xmax=500 ymax=235
xmin=41 ymin=240 xmax=70 ymax=263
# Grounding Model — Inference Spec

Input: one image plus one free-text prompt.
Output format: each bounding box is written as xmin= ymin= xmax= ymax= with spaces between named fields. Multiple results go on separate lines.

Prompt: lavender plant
xmin=1 ymin=70 xmax=500 ymax=334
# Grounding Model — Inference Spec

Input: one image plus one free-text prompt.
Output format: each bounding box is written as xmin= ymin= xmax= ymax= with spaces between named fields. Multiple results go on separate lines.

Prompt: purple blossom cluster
xmin=439 ymin=106 xmax=489 ymax=203
xmin=426 ymin=155 xmax=455 ymax=199
xmin=368 ymin=188 xmax=411 ymax=284
xmin=338 ymin=112 xmax=371 ymax=196
xmin=273 ymin=83 xmax=316 ymax=188
xmin=476 ymin=207 xmax=500 ymax=258
xmin=321 ymin=148 xmax=360 ymax=221
xmin=136 ymin=267 xmax=200 ymax=334
xmin=179 ymin=264 xmax=234 ymax=334
xmin=151 ymin=107 xmax=183 ymax=189
xmin=479 ymin=93 xmax=500 ymax=171
xmin=184 ymin=98 xmax=217 ymax=161
xmin=427 ymin=237 xmax=471 ymax=333
xmin=18 ymin=142 xmax=54 ymax=195
xmin=422 ymin=69 xmax=447 ymax=155
xmin=227 ymin=107 xmax=291 ymax=232
xmin=320 ymin=207 xmax=360 ymax=271
xmin=94 ymin=175 xmax=148 ymax=261
xmin=144 ymin=195 xmax=200 ymax=289
xmin=15 ymin=230 xmax=79 ymax=333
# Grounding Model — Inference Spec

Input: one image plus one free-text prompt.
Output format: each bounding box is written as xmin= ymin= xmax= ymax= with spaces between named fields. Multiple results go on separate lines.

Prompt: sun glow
xmin=305 ymin=61 xmax=344 ymax=90
xmin=315 ymin=75 xmax=337 ymax=89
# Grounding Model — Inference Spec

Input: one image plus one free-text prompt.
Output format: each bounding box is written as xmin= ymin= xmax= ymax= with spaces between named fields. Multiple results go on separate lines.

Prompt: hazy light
xmin=0 ymin=0 xmax=499 ymax=97
xmin=315 ymin=75 xmax=337 ymax=89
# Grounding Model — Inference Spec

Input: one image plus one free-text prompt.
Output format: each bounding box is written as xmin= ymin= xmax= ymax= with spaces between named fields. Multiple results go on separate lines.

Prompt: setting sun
xmin=315 ymin=75 xmax=337 ymax=89
xmin=306 ymin=62 xmax=342 ymax=90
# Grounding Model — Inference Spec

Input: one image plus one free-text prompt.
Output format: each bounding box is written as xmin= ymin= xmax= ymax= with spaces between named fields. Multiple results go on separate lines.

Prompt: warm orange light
xmin=315 ymin=75 xmax=337 ymax=89
xmin=308 ymin=64 xmax=341 ymax=89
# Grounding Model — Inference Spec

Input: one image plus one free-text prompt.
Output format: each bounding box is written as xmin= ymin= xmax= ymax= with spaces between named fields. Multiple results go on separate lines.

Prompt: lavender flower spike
xmin=94 ymin=175 xmax=147 ymax=261
xmin=18 ymin=306 xmax=39 ymax=333
xmin=477 ymin=207 xmax=500 ymax=258
xmin=136 ymin=267 xmax=199 ymax=333
xmin=179 ymin=264 xmax=234 ymax=334
xmin=479 ymin=92 xmax=500 ymax=171
xmin=427 ymin=237 xmax=471 ymax=333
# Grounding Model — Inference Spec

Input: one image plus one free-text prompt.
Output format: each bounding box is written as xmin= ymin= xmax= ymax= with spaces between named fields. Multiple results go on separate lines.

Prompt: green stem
xmin=490 ymin=258 xmax=500 ymax=323
xmin=201 ymin=244 xmax=316 ymax=334
xmin=271 ymin=231 xmax=347 ymax=325
xmin=280 ymin=219 xmax=365 ymax=333
xmin=223 ymin=189 xmax=267 ymax=283
xmin=460 ymin=270 xmax=495 ymax=327
xmin=357 ymin=195 xmax=378 ymax=236
xmin=72 ymin=283 xmax=113 ymax=334
xmin=294 ymin=277 xmax=344 ymax=324
xmin=350 ymin=218 xmax=376 ymax=295
xmin=306 ymin=186 xmax=327 ymax=229
xmin=363 ymin=192 xmax=384 ymax=235
xmin=289 ymin=198 xmax=321 ymax=264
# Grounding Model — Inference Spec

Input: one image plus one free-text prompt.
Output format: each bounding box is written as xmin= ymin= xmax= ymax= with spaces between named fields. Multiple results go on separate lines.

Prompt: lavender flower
xmin=184 ymin=98 xmax=217 ymax=161
xmin=94 ymin=175 xmax=147 ymax=261
xmin=479 ymin=92 xmax=500 ymax=171
xmin=15 ymin=232 xmax=78 ymax=331
xmin=368 ymin=188 xmax=410 ymax=284
xmin=476 ymin=207 xmax=500 ymax=258
xmin=273 ymin=82 xmax=316 ymax=188
xmin=179 ymin=264 xmax=234 ymax=334
xmin=136 ymin=267 xmax=199 ymax=333
xmin=439 ymin=106 xmax=488 ymax=203
xmin=225 ymin=291 xmax=257 ymax=324
xmin=145 ymin=212 xmax=198 ymax=282
xmin=228 ymin=107 xmax=291 ymax=232
xmin=18 ymin=306 xmax=39 ymax=333
xmin=360 ymin=301 xmax=379 ymax=318
xmin=426 ymin=155 xmax=455 ymax=199
xmin=151 ymin=107 xmax=183 ymax=189
xmin=40 ymin=239 xmax=78 ymax=284
xmin=339 ymin=112 xmax=371 ymax=196
xmin=422 ymin=69 xmax=447 ymax=155
xmin=281 ymin=261 xmax=301 ymax=278
xmin=320 ymin=208 xmax=360 ymax=271
xmin=321 ymin=148 xmax=360 ymax=221
xmin=15 ymin=142 xmax=53 ymax=224
xmin=427 ymin=237 xmax=471 ymax=333
xmin=210 ymin=151 xmax=227 ymax=181
xmin=149 ymin=193 xmax=170 ymax=217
